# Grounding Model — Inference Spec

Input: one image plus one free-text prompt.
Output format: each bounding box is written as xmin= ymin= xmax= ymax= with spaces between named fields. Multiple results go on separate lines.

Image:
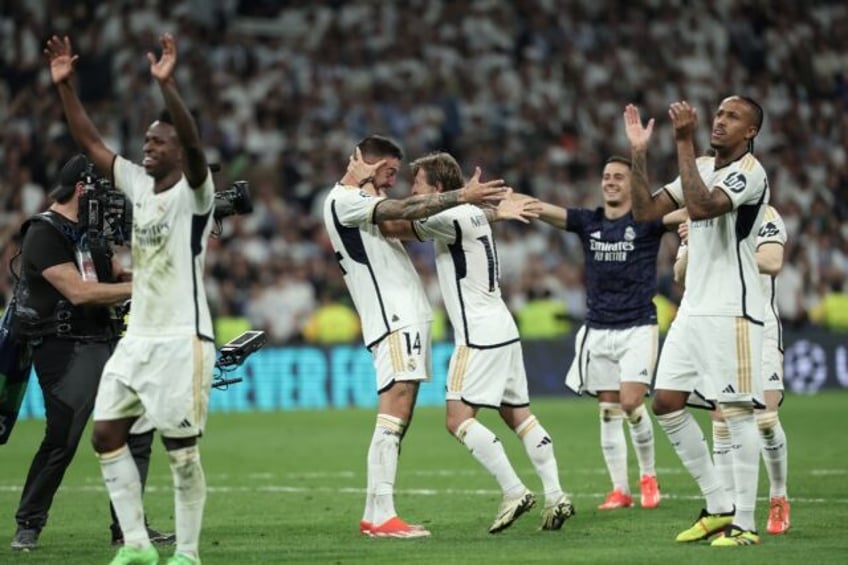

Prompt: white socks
xmin=364 ymin=414 xmax=405 ymax=525
xmin=455 ymin=418 xmax=524 ymax=498
xmin=722 ymin=404 xmax=760 ymax=532
xmin=515 ymin=415 xmax=565 ymax=504
xmin=168 ymin=445 xmax=206 ymax=561
xmin=655 ymin=410 xmax=733 ymax=514
xmin=626 ymin=404 xmax=656 ymax=477
xmin=758 ymin=411 xmax=788 ymax=498
xmin=99 ymin=445 xmax=149 ymax=549
xmin=599 ymin=403 xmax=629 ymax=493
xmin=712 ymin=420 xmax=735 ymax=498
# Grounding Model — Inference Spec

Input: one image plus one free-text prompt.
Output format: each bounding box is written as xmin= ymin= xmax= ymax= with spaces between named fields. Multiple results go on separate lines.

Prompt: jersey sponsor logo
xmin=758 ymin=222 xmax=779 ymax=238
xmin=589 ymin=239 xmax=635 ymax=262
xmin=724 ymin=171 xmax=747 ymax=193
xmin=133 ymin=222 xmax=170 ymax=247
xmin=624 ymin=226 xmax=636 ymax=241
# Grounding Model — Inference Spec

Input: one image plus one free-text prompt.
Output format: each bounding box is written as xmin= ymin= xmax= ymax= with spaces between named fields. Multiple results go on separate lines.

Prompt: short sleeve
xmin=192 ymin=169 xmax=215 ymax=214
xmin=564 ymin=208 xmax=592 ymax=234
xmin=22 ymin=222 xmax=74 ymax=273
xmin=112 ymin=155 xmax=150 ymax=203
xmin=413 ymin=211 xmax=458 ymax=243
xmin=662 ymin=177 xmax=684 ymax=208
xmin=333 ymin=187 xmax=385 ymax=227
xmin=713 ymin=162 xmax=767 ymax=209
xmin=757 ymin=207 xmax=787 ymax=247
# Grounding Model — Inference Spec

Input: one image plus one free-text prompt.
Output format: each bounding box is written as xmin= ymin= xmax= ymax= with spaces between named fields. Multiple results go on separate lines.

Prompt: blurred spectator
xmin=302 ymin=290 xmax=361 ymax=345
xmin=809 ymin=281 xmax=848 ymax=332
xmin=1 ymin=0 xmax=846 ymax=344
xmin=516 ymin=289 xmax=572 ymax=339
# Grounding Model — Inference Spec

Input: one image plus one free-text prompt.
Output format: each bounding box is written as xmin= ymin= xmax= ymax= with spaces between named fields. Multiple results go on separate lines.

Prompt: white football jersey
xmin=663 ymin=153 xmax=769 ymax=320
xmin=322 ymin=183 xmax=432 ymax=348
xmin=413 ymin=205 xmax=519 ymax=347
xmin=113 ymin=156 xmax=215 ymax=339
xmin=757 ymin=205 xmax=787 ymax=336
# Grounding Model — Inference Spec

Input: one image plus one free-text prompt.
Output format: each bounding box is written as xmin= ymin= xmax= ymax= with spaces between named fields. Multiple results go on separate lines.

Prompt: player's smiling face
xmin=601 ymin=161 xmax=631 ymax=207
xmin=142 ymin=121 xmax=182 ymax=179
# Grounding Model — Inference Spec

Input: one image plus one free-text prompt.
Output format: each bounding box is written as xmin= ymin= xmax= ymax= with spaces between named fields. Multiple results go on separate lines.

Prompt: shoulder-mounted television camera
xmin=77 ymin=163 xmax=253 ymax=247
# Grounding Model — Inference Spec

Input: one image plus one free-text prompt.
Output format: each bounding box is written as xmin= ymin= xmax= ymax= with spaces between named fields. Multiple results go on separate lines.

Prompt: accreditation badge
xmin=76 ymin=247 xmax=99 ymax=281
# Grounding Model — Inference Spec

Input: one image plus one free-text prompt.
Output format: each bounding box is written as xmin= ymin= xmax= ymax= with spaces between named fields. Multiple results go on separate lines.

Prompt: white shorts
xmin=372 ymin=323 xmax=432 ymax=393
xmin=446 ymin=341 xmax=529 ymax=408
xmin=565 ymin=324 xmax=658 ymax=395
xmin=656 ymin=312 xmax=764 ymax=408
xmin=762 ymin=322 xmax=784 ymax=392
xmin=94 ymin=335 xmax=216 ymax=438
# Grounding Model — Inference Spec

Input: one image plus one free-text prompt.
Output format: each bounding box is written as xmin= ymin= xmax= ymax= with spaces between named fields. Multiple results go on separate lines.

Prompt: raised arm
xmin=148 ymin=33 xmax=208 ymax=188
xmin=372 ymin=167 xmax=506 ymax=222
xmin=45 ymin=36 xmax=116 ymax=178
xmin=623 ymin=104 xmax=678 ymax=222
xmin=668 ymin=101 xmax=731 ymax=220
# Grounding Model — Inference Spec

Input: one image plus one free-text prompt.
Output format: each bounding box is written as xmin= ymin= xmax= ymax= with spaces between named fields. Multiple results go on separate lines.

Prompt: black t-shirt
xmin=20 ymin=214 xmax=113 ymax=335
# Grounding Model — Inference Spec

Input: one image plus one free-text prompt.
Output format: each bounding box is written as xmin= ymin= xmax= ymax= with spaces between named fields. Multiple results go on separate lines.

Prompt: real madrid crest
xmin=624 ymin=226 xmax=636 ymax=241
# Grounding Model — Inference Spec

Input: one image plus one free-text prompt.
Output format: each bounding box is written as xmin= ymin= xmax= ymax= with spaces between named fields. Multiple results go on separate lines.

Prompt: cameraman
xmin=10 ymin=155 xmax=171 ymax=551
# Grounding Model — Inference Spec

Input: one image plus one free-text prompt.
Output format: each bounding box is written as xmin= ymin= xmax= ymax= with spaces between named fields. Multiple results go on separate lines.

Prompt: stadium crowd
xmin=1 ymin=0 xmax=847 ymax=345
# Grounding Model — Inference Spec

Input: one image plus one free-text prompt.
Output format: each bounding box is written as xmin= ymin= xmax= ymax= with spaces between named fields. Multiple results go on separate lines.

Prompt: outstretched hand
xmin=44 ymin=35 xmax=78 ymax=84
xmin=668 ymin=101 xmax=698 ymax=141
xmin=462 ymin=167 xmax=508 ymax=204
xmin=347 ymin=147 xmax=386 ymax=186
xmin=148 ymin=33 xmax=177 ymax=83
xmin=623 ymin=104 xmax=654 ymax=151
xmin=496 ymin=194 xmax=541 ymax=223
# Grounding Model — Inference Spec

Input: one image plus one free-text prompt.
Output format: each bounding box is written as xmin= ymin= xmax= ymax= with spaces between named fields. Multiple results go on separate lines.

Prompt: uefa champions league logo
xmin=783 ymin=339 xmax=827 ymax=393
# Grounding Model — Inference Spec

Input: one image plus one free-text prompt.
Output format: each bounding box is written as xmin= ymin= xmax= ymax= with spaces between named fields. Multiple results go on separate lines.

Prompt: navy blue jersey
xmin=566 ymin=208 xmax=665 ymax=329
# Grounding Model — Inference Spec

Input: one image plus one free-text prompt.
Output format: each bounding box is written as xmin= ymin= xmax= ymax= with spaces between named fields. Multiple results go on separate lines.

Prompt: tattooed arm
xmin=373 ymin=189 xmax=465 ymax=222
xmin=372 ymin=166 xmax=506 ymax=222
xmin=669 ymin=101 xmax=731 ymax=220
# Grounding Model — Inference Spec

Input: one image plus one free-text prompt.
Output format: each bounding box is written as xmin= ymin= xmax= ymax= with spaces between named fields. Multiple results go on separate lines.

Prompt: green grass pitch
xmin=2 ymin=391 xmax=847 ymax=564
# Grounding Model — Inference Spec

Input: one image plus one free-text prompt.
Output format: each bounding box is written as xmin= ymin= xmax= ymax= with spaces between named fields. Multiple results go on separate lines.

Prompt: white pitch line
xmin=0 ymin=484 xmax=846 ymax=505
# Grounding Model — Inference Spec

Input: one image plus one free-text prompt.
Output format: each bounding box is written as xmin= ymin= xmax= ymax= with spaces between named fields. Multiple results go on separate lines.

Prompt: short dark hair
xmin=736 ymin=96 xmax=764 ymax=152
xmin=409 ymin=152 xmax=464 ymax=192
xmin=357 ymin=135 xmax=404 ymax=162
xmin=605 ymin=155 xmax=632 ymax=169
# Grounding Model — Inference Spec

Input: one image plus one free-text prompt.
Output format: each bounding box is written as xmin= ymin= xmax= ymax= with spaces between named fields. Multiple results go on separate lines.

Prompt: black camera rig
xmin=76 ymin=163 xmax=253 ymax=248
xmin=213 ymin=330 xmax=266 ymax=389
